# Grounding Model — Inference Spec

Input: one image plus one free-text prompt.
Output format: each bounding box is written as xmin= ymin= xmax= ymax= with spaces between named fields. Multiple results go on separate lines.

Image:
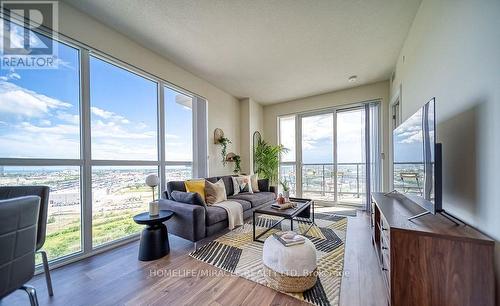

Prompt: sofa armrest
xmin=158 ymin=199 xmax=206 ymax=242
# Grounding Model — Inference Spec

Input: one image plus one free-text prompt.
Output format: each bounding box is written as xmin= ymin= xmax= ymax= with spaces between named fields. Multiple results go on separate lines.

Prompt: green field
xmin=37 ymin=212 xmax=142 ymax=264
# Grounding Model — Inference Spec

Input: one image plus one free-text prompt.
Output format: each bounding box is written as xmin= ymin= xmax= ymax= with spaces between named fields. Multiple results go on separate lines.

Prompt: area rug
xmin=190 ymin=213 xmax=348 ymax=306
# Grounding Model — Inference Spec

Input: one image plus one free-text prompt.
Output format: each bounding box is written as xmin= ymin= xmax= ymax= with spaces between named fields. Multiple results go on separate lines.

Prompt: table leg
xmin=138 ymin=223 xmax=169 ymax=261
xmin=253 ymin=212 xmax=256 ymax=241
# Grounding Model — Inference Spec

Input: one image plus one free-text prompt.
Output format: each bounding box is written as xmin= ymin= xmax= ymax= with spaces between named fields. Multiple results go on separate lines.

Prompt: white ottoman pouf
xmin=262 ymin=235 xmax=317 ymax=292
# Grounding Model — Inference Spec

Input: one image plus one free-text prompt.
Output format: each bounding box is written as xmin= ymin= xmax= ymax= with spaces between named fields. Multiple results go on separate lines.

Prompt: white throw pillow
xmin=250 ymin=174 xmax=259 ymax=192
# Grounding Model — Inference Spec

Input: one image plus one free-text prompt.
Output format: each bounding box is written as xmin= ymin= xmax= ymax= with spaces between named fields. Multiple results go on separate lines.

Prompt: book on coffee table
xmin=273 ymin=231 xmax=305 ymax=247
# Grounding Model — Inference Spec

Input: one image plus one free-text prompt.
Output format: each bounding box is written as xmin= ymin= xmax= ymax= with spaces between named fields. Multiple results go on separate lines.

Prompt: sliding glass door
xmin=336 ymin=108 xmax=366 ymax=207
xmin=301 ymin=113 xmax=334 ymax=202
xmin=278 ymin=102 xmax=380 ymax=209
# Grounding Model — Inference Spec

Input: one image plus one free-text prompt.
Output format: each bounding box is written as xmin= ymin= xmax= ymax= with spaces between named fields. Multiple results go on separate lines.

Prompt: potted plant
xmin=233 ymin=155 xmax=241 ymax=174
xmin=254 ymin=139 xmax=289 ymax=191
xmin=217 ymin=136 xmax=232 ymax=166
xmin=280 ymin=179 xmax=290 ymax=200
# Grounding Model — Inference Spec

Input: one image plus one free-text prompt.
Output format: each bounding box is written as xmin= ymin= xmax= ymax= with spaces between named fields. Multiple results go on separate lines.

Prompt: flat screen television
xmin=393 ymin=98 xmax=442 ymax=217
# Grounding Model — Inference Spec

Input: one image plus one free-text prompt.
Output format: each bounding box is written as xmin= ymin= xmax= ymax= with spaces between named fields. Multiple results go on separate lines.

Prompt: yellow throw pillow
xmin=185 ymin=179 xmax=206 ymax=200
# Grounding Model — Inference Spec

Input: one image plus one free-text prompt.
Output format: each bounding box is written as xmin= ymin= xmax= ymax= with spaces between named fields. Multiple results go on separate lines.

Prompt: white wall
xmin=239 ymin=98 xmax=264 ymax=174
xmin=263 ymin=81 xmax=391 ymax=190
xmin=58 ymin=2 xmax=240 ymax=177
xmin=390 ymin=0 xmax=500 ymax=300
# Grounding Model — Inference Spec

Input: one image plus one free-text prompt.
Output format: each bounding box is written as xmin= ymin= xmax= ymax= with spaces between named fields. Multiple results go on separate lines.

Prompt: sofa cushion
xmin=206 ymin=177 xmax=218 ymax=184
xmin=257 ymin=179 xmax=270 ymax=192
xmin=166 ymin=181 xmax=186 ymax=199
xmin=229 ymin=191 xmax=275 ymax=208
xmin=229 ymin=198 xmax=252 ymax=211
xmin=206 ymin=206 xmax=228 ymax=225
xmin=171 ymin=191 xmax=206 ymax=206
xmin=217 ymin=175 xmax=235 ymax=197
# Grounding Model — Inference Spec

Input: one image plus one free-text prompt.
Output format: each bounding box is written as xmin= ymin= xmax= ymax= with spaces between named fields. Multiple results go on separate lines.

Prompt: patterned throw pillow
xmin=232 ymin=175 xmax=253 ymax=195
xmin=205 ymin=179 xmax=227 ymax=205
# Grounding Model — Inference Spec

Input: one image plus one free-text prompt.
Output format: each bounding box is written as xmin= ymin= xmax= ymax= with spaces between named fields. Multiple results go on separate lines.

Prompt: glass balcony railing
xmin=279 ymin=162 xmax=366 ymax=206
xmin=301 ymin=163 xmax=366 ymax=204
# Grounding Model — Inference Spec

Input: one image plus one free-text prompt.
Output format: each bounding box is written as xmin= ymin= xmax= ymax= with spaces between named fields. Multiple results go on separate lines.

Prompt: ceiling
xmin=63 ymin=0 xmax=421 ymax=104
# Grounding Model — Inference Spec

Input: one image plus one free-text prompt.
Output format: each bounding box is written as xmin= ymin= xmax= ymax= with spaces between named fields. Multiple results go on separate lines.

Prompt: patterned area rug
xmin=190 ymin=213 xmax=348 ymax=306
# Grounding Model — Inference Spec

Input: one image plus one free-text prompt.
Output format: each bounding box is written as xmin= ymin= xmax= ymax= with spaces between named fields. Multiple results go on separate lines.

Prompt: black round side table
xmin=133 ymin=210 xmax=174 ymax=261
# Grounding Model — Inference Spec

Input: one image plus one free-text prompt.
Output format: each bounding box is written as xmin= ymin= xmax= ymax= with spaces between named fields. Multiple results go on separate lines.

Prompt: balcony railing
xmin=279 ymin=161 xmax=426 ymax=202
xmin=279 ymin=163 xmax=366 ymax=202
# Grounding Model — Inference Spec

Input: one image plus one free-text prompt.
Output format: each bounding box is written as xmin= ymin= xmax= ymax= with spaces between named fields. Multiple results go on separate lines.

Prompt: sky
xmin=0 ymin=26 xmax=193 ymax=162
xmin=280 ymin=110 xmax=367 ymax=164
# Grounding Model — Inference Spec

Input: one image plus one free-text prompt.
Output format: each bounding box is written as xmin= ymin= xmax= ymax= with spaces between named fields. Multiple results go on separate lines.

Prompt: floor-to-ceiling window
xmin=89 ymin=56 xmax=159 ymax=246
xmin=278 ymin=102 xmax=380 ymax=208
xmin=0 ymin=19 xmax=205 ymax=265
xmin=0 ymin=36 xmax=82 ymax=262
xmin=164 ymin=87 xmax=193 ymax=181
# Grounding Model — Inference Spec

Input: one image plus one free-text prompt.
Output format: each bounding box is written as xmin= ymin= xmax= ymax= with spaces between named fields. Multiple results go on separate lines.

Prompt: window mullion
xmin=80 ymin=48 xmax=93 ymax=254
xmin=158 ymin=84 xmax=166 ymax=194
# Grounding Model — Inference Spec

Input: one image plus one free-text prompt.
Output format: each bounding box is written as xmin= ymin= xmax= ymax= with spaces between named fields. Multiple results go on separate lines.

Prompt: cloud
xmin=91 ymin=106 xmax=130 ymax=124
xmin=0 ymin=80 xmax=160 ymax=160
xmin=19 ymin=122 xmax=79 ymax=135
xmin=166 ymin=134 xmax=179 ymax=140
xmin=0 ymin=69 xmax=21 ymax=81
xmin=0 ymin=81 xmax=71 ymax=117
xmin=56 ymin=112 xmax=79 ymax=125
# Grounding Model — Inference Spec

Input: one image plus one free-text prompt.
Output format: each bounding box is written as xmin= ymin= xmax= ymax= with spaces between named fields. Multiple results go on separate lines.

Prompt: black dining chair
xmin=0 ymin=196 xmax=41 ymax=306
xmin=0 ymin=186 xmax=53 ymax=296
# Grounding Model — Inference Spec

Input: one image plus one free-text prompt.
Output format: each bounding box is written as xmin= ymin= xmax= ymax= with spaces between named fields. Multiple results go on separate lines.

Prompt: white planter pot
xmin=283 ymin=190 xmax=290 ymax=200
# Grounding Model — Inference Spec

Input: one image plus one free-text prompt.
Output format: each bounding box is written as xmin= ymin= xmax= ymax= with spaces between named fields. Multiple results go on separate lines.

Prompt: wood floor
xmin=3 ymin=212 xmax=387 ymax=306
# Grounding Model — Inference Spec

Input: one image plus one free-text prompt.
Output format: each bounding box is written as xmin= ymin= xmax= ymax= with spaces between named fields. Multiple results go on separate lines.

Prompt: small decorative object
xmin=280 ymin=179 xmax=290 ymax=200
xmin=145 ymin=174 xmax=159 ymax=216
xmin=277 ymin=193 xmax=285 ymax=205
xmin=149 ymin=201 xmax=159 ymax=217
xmin=214 ymin=128 xmax=224 ymax=144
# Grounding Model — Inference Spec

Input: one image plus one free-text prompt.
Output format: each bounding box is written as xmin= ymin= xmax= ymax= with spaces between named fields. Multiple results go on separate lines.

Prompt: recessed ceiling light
xmin=348 ymin=75 xmax=357 ymax=82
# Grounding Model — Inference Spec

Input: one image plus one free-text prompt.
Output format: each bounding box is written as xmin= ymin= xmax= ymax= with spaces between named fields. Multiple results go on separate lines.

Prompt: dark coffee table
xmin=133 ymin=210 xmax=174 ymax=261
xmin=253 ymin=197 xmax=314 ymax=242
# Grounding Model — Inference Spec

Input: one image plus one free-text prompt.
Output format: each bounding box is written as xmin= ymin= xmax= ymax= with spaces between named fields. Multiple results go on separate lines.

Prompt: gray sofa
xmin=159 ymin=175 xmax=276 ymax=243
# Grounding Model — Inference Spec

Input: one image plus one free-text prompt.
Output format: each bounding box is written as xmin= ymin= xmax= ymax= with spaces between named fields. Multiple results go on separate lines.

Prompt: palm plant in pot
xmin=254 ymin=139 xmax=289 ymax=192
